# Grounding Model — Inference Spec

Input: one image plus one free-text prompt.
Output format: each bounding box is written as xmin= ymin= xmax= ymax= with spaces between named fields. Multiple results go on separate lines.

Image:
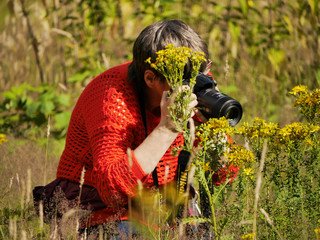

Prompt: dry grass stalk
xmin=21 ymin=230 xmax=27 ymax=240
xmin=44 ymin=115 xmax=51 ymax=185
xmin=127 ymin=147 xmax=133 ymax=239
xmin=260 ymin=208 xmax=284 ymax=240
xmin=9 ymin=218 xmax=17 ymax=240
xmin=252 ymin=140 xmax=268 ymax=239
xmin=20 ymin=179 xmax=25 ymax=210
xmin=39 ymin=201 xmax=44 ymax=230
xmin=26 ymin=168 xmax=31 ymax=204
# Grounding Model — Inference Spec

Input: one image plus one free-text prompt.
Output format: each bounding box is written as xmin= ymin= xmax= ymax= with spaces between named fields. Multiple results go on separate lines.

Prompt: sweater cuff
xmin=130 ymin=150 xmax=147 ymax=180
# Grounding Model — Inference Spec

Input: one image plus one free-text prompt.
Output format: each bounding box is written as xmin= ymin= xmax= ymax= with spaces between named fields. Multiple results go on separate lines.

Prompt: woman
xmin=34 ymin=19 xmax=224 ymax=236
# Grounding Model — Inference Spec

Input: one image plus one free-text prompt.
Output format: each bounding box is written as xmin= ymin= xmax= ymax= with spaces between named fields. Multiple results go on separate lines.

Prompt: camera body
xmin=185 ymin=73 xmax=243 ymax=127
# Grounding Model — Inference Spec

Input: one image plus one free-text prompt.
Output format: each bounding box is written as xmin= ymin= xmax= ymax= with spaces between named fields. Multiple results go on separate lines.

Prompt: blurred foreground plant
xmin=146 ymin=45 xmax=254 ymax=239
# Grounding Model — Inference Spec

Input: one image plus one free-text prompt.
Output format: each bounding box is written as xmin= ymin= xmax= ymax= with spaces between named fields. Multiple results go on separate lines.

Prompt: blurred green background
xmin=1 ymin=0 xmax=319 ymax=140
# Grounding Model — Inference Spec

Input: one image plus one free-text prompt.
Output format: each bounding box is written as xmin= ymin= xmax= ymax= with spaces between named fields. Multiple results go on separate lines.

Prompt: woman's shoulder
xmin=79 ymin=61 xmax=134 ymax=100
xmin=78 ymin=61 xmax=140 ymax=122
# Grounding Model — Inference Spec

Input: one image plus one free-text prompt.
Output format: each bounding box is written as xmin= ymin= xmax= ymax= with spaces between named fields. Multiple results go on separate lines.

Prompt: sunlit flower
xmin=277 ymin=122 xmax=320 ymax=145
xmin=241 ymin=233 xmax=255 ymax=240
xmin=236 ymin=117 xmax=279 ymax=140
xmin=289 ymin=85 xmax=308 ymax=95
xmin=0 ymin=134 xmax=8 ymax=145
xmin=243 ymin=168 xmax=254 ymax=176
xmin=289 ymin=85 xmax=320 ymax=124
xmin=224 ymin=145 xmax=255 ymax=167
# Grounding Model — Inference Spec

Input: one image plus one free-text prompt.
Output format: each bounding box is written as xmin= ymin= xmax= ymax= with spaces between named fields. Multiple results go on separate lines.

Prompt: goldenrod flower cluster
xmin=241 ymin=233 xmax=255 ymax=240
xmin=145 ymin=44 xmax=207 ymax=151
xmin=289 ymin=85 xmax=320 ymax=124
xmin=0 ymin=133 xmax=8 ymax=145
xmin=236 ymin=117 xmax=279 ymax=141
xmin=224 ymin=145 xmax=255 ymax=167
xmin=277 ymin=122 xmax=320 ymax=146
xmin=145 ymin=44 xmax=206 ymax=89
xmin=243 ymin=167 xmax=254 ymax=177
xmin=196 ymin=117 xmax=234 ymax=145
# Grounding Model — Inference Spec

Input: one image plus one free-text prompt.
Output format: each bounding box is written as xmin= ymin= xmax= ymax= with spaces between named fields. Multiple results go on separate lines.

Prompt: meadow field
xmin=0 ymin=0 xmax=319 ymax=239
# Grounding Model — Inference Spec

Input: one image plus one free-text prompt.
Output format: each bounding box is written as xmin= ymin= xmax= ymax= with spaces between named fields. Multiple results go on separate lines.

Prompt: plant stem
xmin=199 ymin=169 xmax=218 ymax=239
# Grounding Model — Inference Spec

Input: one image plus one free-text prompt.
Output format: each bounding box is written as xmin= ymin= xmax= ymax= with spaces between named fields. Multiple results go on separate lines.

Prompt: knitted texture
xmin=57 ymin=62 xmax=184 ymax=219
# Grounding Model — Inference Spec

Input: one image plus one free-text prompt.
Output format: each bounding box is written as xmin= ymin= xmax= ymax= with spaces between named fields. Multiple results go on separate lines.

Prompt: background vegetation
xmin=0 ymin=0 xmax=319 ymax=239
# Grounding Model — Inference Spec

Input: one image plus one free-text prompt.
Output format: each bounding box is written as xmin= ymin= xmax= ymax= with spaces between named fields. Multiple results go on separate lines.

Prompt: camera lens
xmin=187 ymin=73 xmax=243 ymax=126
xmin=219 ymin=99 xmax=243 ymax=127
xmin=196 ymin=89 xmax=243 ymax=126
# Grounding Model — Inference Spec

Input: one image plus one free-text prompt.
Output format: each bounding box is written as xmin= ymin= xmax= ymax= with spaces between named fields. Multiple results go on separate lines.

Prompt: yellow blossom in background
xmin=236 ymin=117 xmax=279 ymax=140
xmin=289 ymin=85 xmax=308 ymax=95
xmin=224 ymin=145 xmax=255 ymax=167
xmin=0 ymin=134 xmax=8 ymax=145
xmin=277 ymin=122 xmax=320 ymax=145
xmin=241 ymin=233 xmax=255 ymax=240
xmin=315 ymin=228 xmax=320 ymax=240
xmin=289 ymin=85 xmax=320 ymax=124
xmin=243 ymin=168 xmax=254 ymax=176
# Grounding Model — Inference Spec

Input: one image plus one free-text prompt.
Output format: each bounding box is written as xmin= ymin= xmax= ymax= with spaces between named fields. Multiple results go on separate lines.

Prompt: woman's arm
xmin=134 ymin=89 xmax=198 ymax=174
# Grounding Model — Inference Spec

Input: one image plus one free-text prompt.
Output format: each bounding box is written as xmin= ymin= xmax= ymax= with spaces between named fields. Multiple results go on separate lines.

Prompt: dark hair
xmin=128 ymin=19 xmax=209 ymax=92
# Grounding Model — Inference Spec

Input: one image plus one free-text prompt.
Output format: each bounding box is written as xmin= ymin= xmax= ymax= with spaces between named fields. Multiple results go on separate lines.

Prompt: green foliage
xmin=0 ymin=84 xmax=71 ymax=138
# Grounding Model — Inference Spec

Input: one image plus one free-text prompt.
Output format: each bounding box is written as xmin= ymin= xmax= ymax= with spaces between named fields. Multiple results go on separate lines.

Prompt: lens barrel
xmin=193 ymin=74 xmax=243 ymax=126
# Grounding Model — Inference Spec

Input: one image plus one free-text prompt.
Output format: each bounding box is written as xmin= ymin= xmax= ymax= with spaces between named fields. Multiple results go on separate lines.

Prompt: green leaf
xmin=1 ymin=91 xmax=16 ymax=100
xmin=26 ymin=101 xmax=41 ymax=118
xmin=11 ymin=84 xmax=29 ymax=96
xmin=39 ymin=90 xmax=55 ymax=102
xmin=55 ymin=94 xmax=70 ymax=107
xmin=53 ymin=111 xmax=71 ymax=129
xmin=238 ymin=0 xmax=248 ymax=17
xmin=67 ymin=71 xmax=92 ymax=83
xmin=40 ymin=101 xmax=55 ymax=115
xmin=267 ymin=49 xmax=285 ymax=74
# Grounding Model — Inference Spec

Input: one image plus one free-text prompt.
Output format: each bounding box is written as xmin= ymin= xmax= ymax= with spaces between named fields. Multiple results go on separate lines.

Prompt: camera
xmin=185 ymin=73 xmax=243 ymax=127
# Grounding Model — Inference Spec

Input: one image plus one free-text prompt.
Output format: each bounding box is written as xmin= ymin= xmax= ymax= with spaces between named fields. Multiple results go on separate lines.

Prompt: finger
xmin=160 ymin=91 xmax=169 ymax=108
xmin=167 ymin=89 xmax=178 ymax=105
xmin=189 ymin=93 xmax=198 ymax=109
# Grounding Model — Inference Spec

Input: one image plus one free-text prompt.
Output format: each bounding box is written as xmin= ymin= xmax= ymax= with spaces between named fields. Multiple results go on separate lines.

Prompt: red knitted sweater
xmin=56 ymin=62 xmax=184 ymax=224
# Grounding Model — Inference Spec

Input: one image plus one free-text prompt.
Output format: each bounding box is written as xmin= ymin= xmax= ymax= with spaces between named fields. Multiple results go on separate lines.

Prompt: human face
xmin=144 ymin=70 xmax=170 ymax=112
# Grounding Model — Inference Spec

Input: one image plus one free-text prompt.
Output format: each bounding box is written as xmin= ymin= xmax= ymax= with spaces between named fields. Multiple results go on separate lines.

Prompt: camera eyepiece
xmin=185 ymin=73 xmax=243 ymax=127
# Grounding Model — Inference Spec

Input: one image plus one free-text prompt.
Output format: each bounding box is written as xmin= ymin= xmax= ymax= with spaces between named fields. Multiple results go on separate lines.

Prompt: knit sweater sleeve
xmin=81 ymin=65 xmax=147 ymax=208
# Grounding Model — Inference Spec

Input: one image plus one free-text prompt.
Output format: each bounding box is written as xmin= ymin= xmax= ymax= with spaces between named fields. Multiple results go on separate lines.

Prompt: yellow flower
xmin=0 ymin=134 xmax=8 ymax=145
xmin=277 ymin=122 xmax=320 ymax=144
xmin=289 ymin=85 xmax=308 ymax=95
xmin=224 ymin=145 xmax=255 ymax=167
xmin=204 ymin=162 xmax=213 ymax=171
xmin=241 ymin=233 xmax=255 ymax=240
xmin=236 ymin=117 xmax=279 ymax=140
xmin=243 ymin=168 xmax=254 ymax=176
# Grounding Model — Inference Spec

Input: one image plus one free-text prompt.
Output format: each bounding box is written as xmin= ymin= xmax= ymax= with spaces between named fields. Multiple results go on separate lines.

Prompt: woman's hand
xmin=158 ymin=86 xmax=198 ymax=132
